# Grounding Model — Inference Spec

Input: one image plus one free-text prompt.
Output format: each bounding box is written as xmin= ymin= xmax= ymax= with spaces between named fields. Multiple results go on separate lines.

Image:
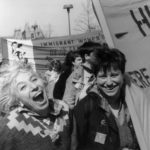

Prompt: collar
xmin=17 ymin=106 xmax=42 ymax=117
xmin=90 ymin=86 xmax=127 ymax=115
xmin=82 ymin=65 xmax=94 ymax=74
xmin=98 ymin=95 xmax=130 ymax=125
xmin=88 ymin=85 xmax=110 ymax=114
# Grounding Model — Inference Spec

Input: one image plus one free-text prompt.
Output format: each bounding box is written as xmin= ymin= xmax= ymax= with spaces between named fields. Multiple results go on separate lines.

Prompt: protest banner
xmin=0 ymin=30 xmax=105 ymax=73
xmin=92 ymin=0 xmax=150 ymax=149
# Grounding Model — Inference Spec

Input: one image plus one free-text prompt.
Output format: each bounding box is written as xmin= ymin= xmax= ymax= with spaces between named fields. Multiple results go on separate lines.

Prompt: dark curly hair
xmin=96 ymin=47 xmax=126 ymax=75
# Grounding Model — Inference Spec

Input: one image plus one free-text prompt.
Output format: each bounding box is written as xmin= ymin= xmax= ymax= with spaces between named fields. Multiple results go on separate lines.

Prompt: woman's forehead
xmin=15 ymin=71 xmax=35 ymax=82
xmin=98 ymin=67 xmax=121 ymax=73
xmin=75 ymin=56 xmax=82 ymax=60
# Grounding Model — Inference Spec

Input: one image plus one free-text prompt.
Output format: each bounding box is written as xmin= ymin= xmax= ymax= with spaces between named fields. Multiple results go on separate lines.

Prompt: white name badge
xmin=94 ymin=132 xmax=107 ymax=144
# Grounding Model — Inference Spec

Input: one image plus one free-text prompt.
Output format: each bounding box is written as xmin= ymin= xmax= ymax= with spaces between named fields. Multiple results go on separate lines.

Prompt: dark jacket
xmin=74 ymin=91 xmax=139 ymax=150
xmin=53 ymin=68 xmax=72 ymax=100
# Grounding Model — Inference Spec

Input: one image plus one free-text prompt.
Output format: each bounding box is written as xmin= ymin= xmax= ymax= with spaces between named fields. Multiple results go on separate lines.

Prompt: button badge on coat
xmin=94 ymin=119 xmax=107 ymax=144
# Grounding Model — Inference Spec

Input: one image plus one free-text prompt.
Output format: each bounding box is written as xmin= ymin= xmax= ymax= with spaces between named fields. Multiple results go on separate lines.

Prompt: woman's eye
xmin=111 ymin=74 xmax=119 ymax=77
xmin=98 ymin=75 xmax=106 ymax=78
xmin=20 ymin=85 xmax=26 ymax=91
xmin=32 ymin=77 xmax=38 ymax=82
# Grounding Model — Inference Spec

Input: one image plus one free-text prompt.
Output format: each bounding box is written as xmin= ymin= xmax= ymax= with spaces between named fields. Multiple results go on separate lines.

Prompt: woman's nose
xmin=30 ymin=83 xmax=39 ymax=91
xmin=106 ymin=77 xmax=113 ymax=85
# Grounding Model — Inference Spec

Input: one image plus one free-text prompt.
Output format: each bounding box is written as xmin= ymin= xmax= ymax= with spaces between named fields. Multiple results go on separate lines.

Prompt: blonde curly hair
xmin=0 ymin=61 xmax=45 ymax=113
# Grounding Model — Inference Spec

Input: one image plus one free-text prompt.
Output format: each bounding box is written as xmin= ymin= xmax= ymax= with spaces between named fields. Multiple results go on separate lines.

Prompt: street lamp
xmin=63 ymin=4 xmax=73 ymax=36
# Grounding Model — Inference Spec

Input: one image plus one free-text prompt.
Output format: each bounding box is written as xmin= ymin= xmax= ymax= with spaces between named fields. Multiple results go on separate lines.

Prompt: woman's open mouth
xmin=103 ymin=84 xmax=119 ymax=93
xmin=33 ymin=91 xmax=44 ymax=103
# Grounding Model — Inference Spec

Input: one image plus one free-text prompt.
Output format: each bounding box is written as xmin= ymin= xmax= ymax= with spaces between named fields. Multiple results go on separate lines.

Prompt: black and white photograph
xmin=0 ymin=0 xmax=149 ymax=150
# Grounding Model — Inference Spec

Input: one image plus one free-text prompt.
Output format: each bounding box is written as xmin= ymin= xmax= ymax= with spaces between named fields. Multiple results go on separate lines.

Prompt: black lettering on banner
xmin=96 ymin=35 xmax=100 ymax=40
xmin=67 ymin=40 xmax=72 ymax=44
xmin=140 ymin=68 xmax=150 ymax=86
xmin=56 ymin=41 xmax=59 ymax=46
xmin=64 ymin=41 xmax=67 ymax=45
xmin=139 ymin=7 xmax=150 ymax=28
xmin=43 ymin=42 xmax=48 ymax=46
xmin=59 ymin=41 xmax=63 ymax=45
xmin=145 ymin=5 xmax=150 ymax=17
xmin=70 ymin=40 xmax=73 ymax=44
xmin=78 ymin=39 xmax=83 ymax=43
xmin=130 ymin=5 xmax=150 ymax=37
xmin=128 ymin=68 xmax=150 ymax=88
xmin=135 ymin=70 xmax=148 ymax=88
xmin=48 ymin=42 xmax=53 ymax=46
xmin=128 ymin=71 xmax=142 ymax=87
xmin=129 ymin=71 xmax=145 ymax=88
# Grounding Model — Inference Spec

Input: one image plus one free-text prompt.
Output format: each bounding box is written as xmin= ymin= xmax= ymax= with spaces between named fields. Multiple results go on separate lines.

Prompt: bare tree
xmin=73 ymin=0 xmax=100 ymax=34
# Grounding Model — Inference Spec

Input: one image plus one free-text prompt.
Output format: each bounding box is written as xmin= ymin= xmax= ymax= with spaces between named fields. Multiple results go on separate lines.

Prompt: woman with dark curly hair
xmin=74 ymin=47 xmax=148 ymax=150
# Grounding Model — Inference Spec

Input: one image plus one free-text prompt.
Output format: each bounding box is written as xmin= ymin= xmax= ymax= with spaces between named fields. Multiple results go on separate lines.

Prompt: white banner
xmin=0 ymin=30 xmax=105 ymax=73
xmin=92 ymin=0 xmax=150 ymax=68
xmin=32 ymin=30 xmax=104 ymax=49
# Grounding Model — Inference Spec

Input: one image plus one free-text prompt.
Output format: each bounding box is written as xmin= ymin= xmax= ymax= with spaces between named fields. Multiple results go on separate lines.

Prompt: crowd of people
xmin=0 ymin=40 xmax=148 ymax=150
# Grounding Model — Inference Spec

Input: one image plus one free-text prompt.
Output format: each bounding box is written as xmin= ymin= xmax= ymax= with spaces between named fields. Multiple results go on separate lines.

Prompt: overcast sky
xmin=0 ymin=0 xmax=94 ymax=37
